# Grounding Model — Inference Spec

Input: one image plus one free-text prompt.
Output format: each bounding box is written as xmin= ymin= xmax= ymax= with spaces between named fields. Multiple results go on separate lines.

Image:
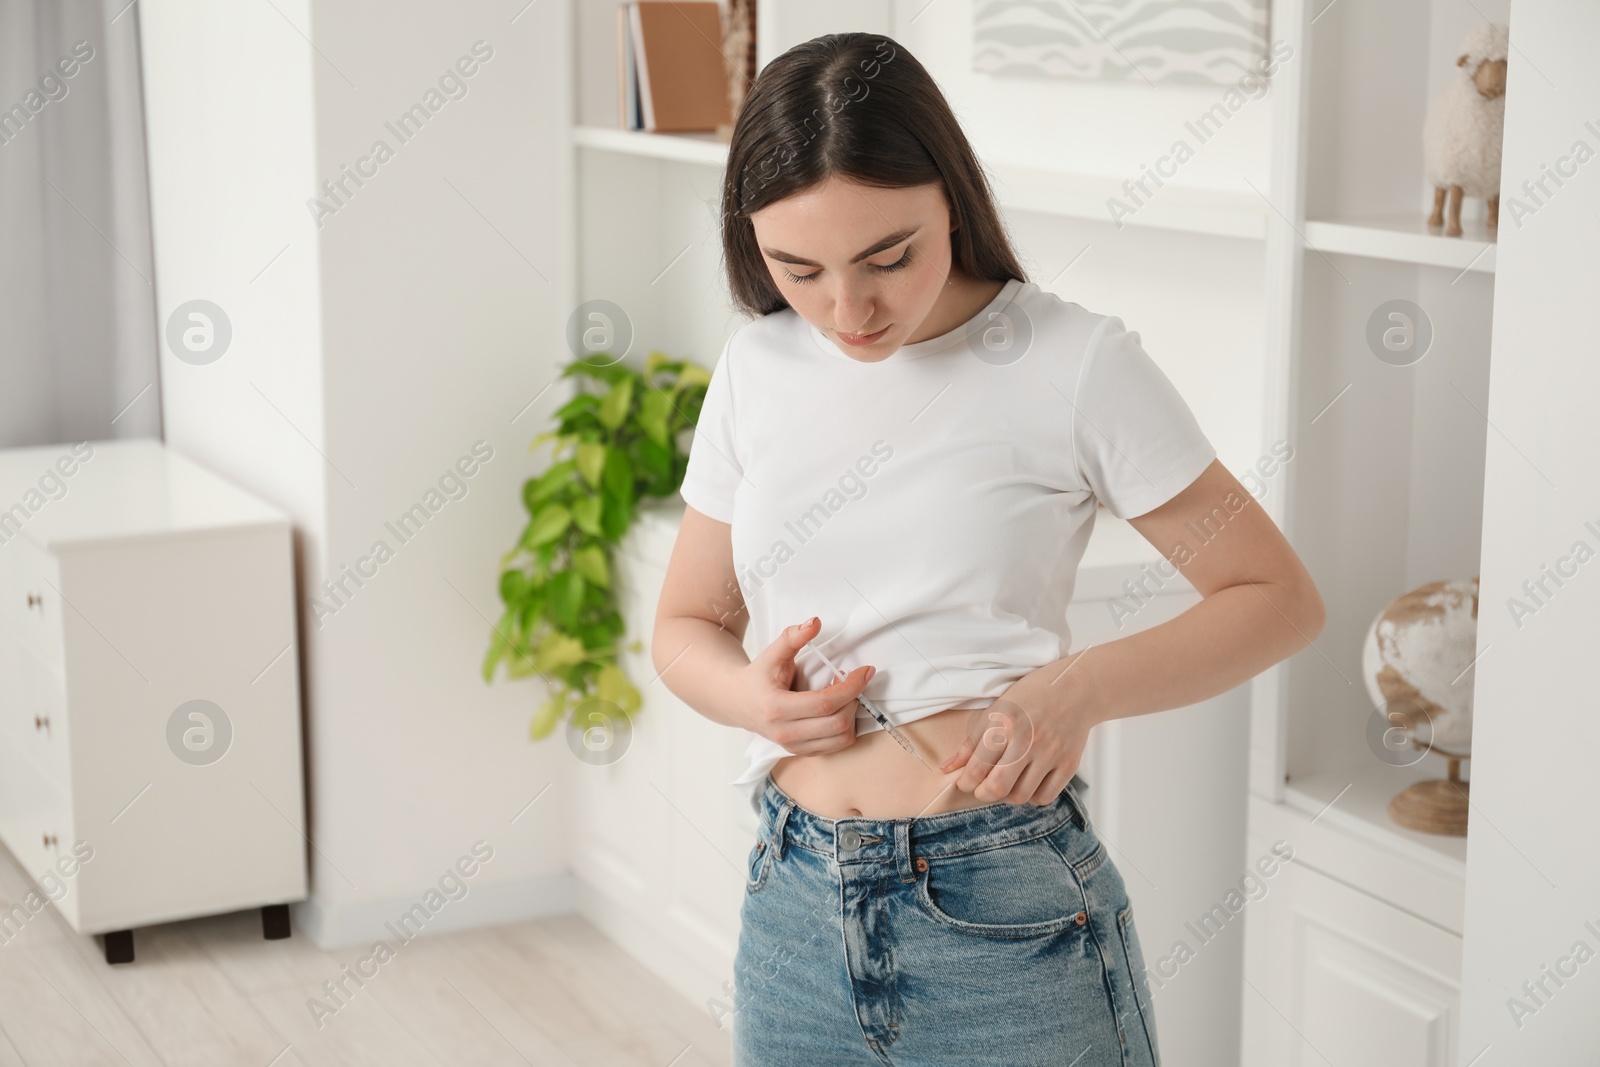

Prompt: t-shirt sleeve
xmin=678 ymin=335 xmax=743 ymax=524
xmin=1071 ymin=315 xmax=1217 ymax=520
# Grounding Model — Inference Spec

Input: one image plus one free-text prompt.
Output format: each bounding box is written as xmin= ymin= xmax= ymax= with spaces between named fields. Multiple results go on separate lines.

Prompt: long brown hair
xmin=720 ymin=33 xmax=1027 ymax=318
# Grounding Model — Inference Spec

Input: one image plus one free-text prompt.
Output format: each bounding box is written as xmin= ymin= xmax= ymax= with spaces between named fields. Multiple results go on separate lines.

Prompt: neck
xmin=905 ymin=269 xmax=1007 ymax=346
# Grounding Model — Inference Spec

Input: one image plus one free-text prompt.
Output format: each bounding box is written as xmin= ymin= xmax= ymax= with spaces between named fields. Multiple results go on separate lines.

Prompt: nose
xmin=834 ymin=284 xmax=877 ymax=333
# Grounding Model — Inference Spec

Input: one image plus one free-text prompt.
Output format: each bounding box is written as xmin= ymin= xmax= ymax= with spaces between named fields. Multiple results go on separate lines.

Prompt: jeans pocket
xmin=913 ymin=832 xmax=1090 ymax=939
xmin=745 ymin=835 xmax=774 ymax=895
xmin=1116 ymin=903 xmax=1161 ymax=1066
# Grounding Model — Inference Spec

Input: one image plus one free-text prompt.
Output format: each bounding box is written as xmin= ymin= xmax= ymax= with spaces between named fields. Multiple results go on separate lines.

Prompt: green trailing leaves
xmin=484 ymin=349 xmax=713 ymax=743
xmin=530 ymin=694 xmax=565 ymax=739
xmin=594 ymin=664 xmax=641 ymax=717
xmin=672 ymin=362 xmax=712 ymax=392
xmin=482 ymin=608 xmax=514 ymax=684
xmin=575 ymin=442 xmax=607 ymax=487
xmin=526 ymin=504 xmax=572 ymax=548
xmin=637 ymin=389 xmax=672 ymax=448
xmin=598 ymin=378 xmax=634 ymax=430
xmin=570 ymin=495 xmax=603 ymax=536
xmin=525 ymin=460 xmax=576 ymax=511
xmin=546 ymin=570 xmax=585 ymax=629
xmin=572 ymin=544 xmax=609 ymax=588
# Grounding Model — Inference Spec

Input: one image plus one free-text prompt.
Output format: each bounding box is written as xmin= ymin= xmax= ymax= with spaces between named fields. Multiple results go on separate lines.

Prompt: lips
xmin=837 ymin=324 xmax=889 ymax=346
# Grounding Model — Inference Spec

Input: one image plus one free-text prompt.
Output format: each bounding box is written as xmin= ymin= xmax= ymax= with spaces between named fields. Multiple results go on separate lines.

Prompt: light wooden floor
xmin=0 ymin=845 xmax=733 ymax=1067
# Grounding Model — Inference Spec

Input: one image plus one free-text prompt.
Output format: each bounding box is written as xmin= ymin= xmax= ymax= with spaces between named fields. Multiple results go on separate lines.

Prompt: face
xmin=750 ymin=175 xmax=957 ymax=362
xmin=1473 ymin=56 xmax=1507 ymax=98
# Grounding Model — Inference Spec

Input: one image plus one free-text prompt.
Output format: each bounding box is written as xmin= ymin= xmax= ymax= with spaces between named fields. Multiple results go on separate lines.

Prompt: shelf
xmin=572 ymin=125 xmax=1267 ymax=240
xmin=1303 ymin=214 xmax=1498 ymax=274
xmin=987 ymin=162 xmax=1267 ymax=240
xmin=1282 ymin=763 xmax=1467 ymax=875
xmin=573 ymin=125 xmax=729 ymax=166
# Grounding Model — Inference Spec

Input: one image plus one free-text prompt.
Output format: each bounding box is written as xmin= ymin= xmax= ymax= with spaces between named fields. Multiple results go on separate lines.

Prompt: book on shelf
xmin=615 ymin=1 xmax=731 ymax=133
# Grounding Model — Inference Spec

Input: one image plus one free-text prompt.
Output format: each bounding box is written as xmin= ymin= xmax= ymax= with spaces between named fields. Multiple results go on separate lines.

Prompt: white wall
xmin=140 ymin=0 xmax=329 ymax=566
xmin=141 ymin=0 xmax=580 ymax=945
xmin=1460 ymin=0 xmax=1600 ymax=1058
xmin=900 ymin=3 xmax=1273 ymax=192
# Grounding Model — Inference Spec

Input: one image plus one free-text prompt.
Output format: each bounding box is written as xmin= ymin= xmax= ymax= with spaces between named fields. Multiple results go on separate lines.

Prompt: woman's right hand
xmin=739 ymin=616 xmax=874 ymax=756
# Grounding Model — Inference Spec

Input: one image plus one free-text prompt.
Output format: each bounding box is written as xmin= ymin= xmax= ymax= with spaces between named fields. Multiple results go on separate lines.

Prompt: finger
xmin=955 ymin=740 xmax=1003 ymax=794
xmin=939 ymin=735 xmax=975 ymax=773
xmin=955 ymin=708 xmax=1024 ymax=792
xmin=762 ymin=617 xmax=819 ymax=668
xmin=773 ymin=663 xmax=870 ymax=723
xmin=793 ymin=696 xmax=868 ymax=754
xmin=970 ymin=750 xmax=1028 ymax=802
xmin=814 ymin=664 xmax=875 ymax=712
xmin=1005 ymin=761 xmax=1052 ymax=805
xmin=778 ymin=721 xmax=856 ymax=755
xmin=960 ymin=726 xmax=1024 ymax=799
xmin=787 ymin=729 xmax=857 ymax=756
xmin=946 ymin=716 xmax=993 ymax=784
xmin=774 ymin=697 xmax=860 ymax=745
xmin=1030 ymin=767 xmax=1068 ymax=806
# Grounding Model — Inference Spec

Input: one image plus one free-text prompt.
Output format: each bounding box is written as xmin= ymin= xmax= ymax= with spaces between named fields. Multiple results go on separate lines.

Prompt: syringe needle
xmin=802 ymin=641 xmax=934 ymax=770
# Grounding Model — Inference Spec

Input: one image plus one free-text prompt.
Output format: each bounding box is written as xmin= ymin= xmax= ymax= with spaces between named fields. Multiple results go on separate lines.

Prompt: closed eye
xmin=783 ymin=246 xmax=915 ymax=286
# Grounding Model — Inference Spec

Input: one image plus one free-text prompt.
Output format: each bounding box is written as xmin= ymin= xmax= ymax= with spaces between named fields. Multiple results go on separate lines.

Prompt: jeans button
xmin=839 ymin=828 xmax=861 ymax=850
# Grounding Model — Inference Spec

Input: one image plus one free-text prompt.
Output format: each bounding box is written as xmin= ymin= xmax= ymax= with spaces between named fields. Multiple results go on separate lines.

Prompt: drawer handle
xmin=33 ymin=715 xmax=50 ymax=736
xmin=41 ymin=833 xmax=57 ymax=850
xmin=26 ymin=593 xmax=43 ymax=611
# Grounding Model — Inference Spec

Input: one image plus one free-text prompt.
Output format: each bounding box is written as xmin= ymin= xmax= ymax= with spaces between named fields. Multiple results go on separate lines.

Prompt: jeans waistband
xmin=757 ymin=772 xmax=1091 ymax=865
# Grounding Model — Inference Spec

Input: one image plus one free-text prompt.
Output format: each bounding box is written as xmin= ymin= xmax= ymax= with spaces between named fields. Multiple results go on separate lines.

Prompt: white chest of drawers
xmin=0 ymin=438 xmax=307 ymax=962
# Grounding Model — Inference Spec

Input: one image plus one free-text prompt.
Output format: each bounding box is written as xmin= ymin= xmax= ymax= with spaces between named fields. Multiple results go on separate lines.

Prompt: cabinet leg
xmin=103 ymin=929 xmax=134 ymax=965
xmin=262 ymin=903 xmax=291 ymax=940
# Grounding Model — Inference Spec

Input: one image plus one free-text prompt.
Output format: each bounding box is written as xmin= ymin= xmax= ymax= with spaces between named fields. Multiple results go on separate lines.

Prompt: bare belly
xmin=769 ymin=703 xmax=1013 ymax=819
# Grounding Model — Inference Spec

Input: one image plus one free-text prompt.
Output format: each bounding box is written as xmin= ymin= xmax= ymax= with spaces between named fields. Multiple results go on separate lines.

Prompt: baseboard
xmin=294 ymin=870 xmax=577 ymax=950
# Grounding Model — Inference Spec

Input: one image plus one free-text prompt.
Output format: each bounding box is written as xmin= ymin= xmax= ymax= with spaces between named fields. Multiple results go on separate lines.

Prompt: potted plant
xmin=482 ymin=350 xmax=712 ymax=739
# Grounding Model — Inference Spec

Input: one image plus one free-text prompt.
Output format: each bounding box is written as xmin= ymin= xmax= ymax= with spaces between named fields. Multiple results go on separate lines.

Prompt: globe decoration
xmin=1361 ymin=577 xmax=1479 ymax=836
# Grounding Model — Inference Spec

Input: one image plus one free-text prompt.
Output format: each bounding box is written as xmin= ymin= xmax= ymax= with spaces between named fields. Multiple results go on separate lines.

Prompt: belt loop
xmin=894 ymin=821 xmax=915 ymax=882
xmin=1066 ymin=774 xmax=1090 ymax=831
xmin=772 ymin=799 xmax=795 ymax=860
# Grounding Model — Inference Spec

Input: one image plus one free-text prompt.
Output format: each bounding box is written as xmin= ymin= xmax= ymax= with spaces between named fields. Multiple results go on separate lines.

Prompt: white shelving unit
xmin=1242 ymin=0 xmax=1508 ymax=1062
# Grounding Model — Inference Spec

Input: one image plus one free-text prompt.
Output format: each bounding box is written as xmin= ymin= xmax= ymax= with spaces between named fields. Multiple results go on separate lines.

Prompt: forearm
xmin=1044 ymin=578 xmax=1324 ymax=725
xmin=652 ymin=614 xmax=753 ymax=729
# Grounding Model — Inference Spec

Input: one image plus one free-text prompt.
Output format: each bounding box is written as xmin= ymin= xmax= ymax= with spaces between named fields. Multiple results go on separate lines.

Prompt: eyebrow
xmin=760 ymin=227 xmax=919 ymax=268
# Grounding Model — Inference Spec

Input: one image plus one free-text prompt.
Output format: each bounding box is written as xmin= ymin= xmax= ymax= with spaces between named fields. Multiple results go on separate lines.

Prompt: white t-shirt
xmin=677 ymin=278 xmax=1217 ymax=815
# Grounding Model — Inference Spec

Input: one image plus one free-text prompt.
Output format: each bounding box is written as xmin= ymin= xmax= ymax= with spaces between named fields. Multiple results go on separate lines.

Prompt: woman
xmin=652 ymin=32 xmax=1324 ymax=1067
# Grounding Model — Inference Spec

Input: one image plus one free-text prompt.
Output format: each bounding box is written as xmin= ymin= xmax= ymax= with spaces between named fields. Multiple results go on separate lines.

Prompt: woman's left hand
xmin=937 ymin=654 xmax=1102 ymax=806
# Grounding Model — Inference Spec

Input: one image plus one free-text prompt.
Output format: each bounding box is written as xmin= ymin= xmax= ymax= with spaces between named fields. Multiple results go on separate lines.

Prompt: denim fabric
xmin=732 ymin=773 xmax=1159 ymax=1067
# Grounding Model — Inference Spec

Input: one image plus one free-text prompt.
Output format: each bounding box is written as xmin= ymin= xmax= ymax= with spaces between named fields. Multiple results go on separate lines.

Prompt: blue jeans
xmin=732 ymin=773 xmax=1160 ymax=1066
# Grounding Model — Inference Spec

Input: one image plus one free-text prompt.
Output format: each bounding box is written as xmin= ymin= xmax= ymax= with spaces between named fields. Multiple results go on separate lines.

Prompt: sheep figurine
xmin=1423 ymin=22 xmax=1509 ymax=236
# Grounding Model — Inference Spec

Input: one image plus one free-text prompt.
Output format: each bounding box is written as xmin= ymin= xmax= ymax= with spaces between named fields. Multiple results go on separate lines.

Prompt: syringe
xmin=802 ymin=642 xmax=935 ymax=770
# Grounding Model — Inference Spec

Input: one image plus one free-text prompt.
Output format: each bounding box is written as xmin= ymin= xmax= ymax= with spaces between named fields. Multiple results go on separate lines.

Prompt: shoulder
xmin=717 ymin=306 xmax=812 ymax=380
xmin=1006 ymin=282 xmax=1126 ymax=371
xmin=728 ymin=306 xmax=808 ymax=358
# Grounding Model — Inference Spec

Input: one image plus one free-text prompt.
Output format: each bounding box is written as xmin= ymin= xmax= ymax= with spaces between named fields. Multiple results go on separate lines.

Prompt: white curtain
xmin=0 ymin=0 xmax=159 ymax=448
